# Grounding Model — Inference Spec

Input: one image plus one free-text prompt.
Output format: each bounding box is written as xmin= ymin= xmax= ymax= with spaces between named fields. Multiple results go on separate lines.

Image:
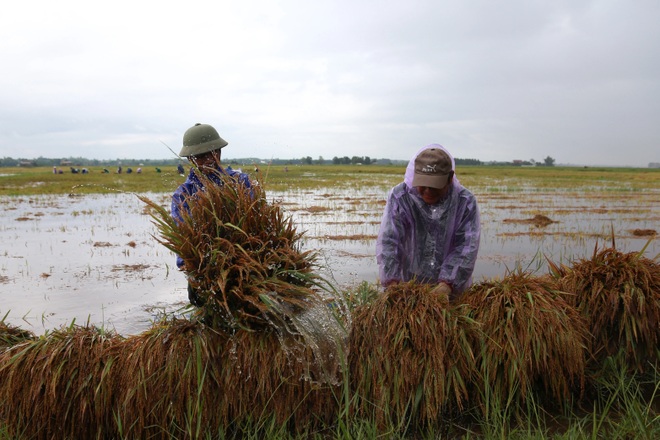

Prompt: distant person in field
xmin=376 ymin=144 xmax=481 ymax=302
xmin=171 ymin=122 xmax=252 ymax=306
xmin=177 ymin=163 xmax=185 ymax=176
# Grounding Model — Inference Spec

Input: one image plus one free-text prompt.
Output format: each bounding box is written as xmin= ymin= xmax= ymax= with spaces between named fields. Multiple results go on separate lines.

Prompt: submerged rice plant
xmin=349 ymin=281 xmax=480 ymax=428
xmin=549 ymin=244 xmax=660 ymax=373
xmin=463 ymin=270 xmax=588 ymax=414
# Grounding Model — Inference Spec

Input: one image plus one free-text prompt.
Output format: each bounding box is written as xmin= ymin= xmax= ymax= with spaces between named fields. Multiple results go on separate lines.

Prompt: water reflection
xmin=0 ymin=182 xmax=657 ymax=336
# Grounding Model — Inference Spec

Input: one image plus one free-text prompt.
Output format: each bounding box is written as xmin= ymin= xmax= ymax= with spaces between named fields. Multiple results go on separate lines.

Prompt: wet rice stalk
xmin=0 ymin=318 xmax=340 ymax=439
xmin=0 ymin=325 xmax=122 ymax=439
xmin=0 ymin=267 xmax=657 ymax=437
xmin=139 ymin=169 xmax=349 ymax=383
xmin=111 ymin=318 xmax=338 ymax=438
xmin=549 ymin=241 xmax=660 ymax=373
xmin=349 ymin=281 xmax=480 ymax=429
xmin=462 ymin=270 xmax=589 ymax=415
xmin=138 ymin=169 xmax=334 ymax=332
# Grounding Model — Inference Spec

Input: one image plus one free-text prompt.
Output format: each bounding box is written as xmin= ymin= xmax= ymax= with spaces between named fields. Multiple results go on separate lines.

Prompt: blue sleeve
xmin=171 ymin=185 xmax=189 ymax=269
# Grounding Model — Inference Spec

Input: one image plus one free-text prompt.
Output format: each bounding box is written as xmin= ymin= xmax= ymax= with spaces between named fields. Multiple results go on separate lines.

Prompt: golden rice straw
xmin=109 ymin=318 xmax=339 ymax=437
xmin=349 ymin=281 xmax=479 ymax=427
xmin=549 ymin=244 xmax=660 ymax=372
xmin=463 ymin=270 xmax=588 ymax=413
xmin=0 ymin=319 xmax=339 ymax=439
xmin=0 ymin=325 xmax=123 ymax=440
xmin=139 ymin=170 xmax=329 ymax=331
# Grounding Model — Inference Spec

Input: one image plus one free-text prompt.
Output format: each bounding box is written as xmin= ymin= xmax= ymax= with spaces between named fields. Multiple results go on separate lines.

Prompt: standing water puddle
xmin=1 ymin=183 xmax=657 ymax=336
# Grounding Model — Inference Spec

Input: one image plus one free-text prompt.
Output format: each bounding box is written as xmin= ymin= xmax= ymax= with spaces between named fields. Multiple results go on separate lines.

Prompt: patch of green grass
xmin=0 ymin=166 xmax=184 ymax=196
xmin=2 ymin=165 xmax=659 ymax=196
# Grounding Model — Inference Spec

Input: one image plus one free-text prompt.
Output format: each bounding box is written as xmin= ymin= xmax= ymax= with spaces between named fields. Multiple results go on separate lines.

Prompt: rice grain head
xmin=139 ymin=170 xmax=329 ymax=331
xmin=463 ymin=270 xmax=588 ymax=414
xmin=550 ymin=246 xmax=660 ymax=373
xmin=349 ymin=281 xmax=480 ymax=428
xmin=0 ymin=325 xmax=123 ymax=439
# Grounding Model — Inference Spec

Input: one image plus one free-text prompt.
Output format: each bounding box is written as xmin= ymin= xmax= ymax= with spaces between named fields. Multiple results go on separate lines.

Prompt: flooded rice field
xmin=1 ymin=176 xmax=657 ymax=336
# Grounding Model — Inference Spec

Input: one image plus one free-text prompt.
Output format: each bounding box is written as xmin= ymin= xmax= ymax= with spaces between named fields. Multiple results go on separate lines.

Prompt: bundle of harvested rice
xmin=463 ymin=270 xmax=588 ymax=412
xmin=0 ymin=325 xmax=123 ymax=440
xmin=216 ymin=327 xmax=339 ymax=430
xmin=109 ymin=318 xmax=227 ymax=439
xmin=0 ymin=319 xmax=340 ymax=439
xmin=549 ymin=245 xmax=660 ymax=372
xmin=349 ymin=281 xmax=479 ymax=427
xmin=110 ymin=318 xmax=339 ymax=437
xmin=140 ymin=171 xmax=328 ymax=331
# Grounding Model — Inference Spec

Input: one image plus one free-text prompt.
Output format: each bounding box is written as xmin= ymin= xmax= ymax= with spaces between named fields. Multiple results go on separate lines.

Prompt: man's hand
xmin=431 ymin=282 xmax=452 ymax=298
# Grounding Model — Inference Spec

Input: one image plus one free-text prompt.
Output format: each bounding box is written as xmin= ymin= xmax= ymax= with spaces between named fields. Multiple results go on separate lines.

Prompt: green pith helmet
xmin=179 ymin=123 xmax=228 ymax=157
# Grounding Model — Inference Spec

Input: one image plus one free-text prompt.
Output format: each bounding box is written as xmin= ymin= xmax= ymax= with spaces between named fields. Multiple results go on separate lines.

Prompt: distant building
xmin=649 ymin=162 xmax=660 ymax=168
xmin=18 ymin=160 xmax=35 ymax=167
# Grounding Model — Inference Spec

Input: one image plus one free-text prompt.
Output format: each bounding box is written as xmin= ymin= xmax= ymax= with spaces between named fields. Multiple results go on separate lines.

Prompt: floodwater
xmin=1 ymin=179 xmax=658 ymax=336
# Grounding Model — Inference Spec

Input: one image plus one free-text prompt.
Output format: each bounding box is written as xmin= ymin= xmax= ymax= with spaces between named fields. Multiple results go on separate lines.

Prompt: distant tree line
xmin=330 ymin=156 xmax=372 ymax=165
xmin=1 ymin=155 xmax=558 ymax=168
xmin=0 ymin=156 xmax=183 ymax=168
xmin=244 ymin=156 xmax=554 ymax=167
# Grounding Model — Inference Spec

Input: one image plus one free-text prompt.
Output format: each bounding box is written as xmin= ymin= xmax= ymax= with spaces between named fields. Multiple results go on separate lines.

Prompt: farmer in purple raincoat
xmin=172 ymin=123 xmax=252 ymax=306
xmin=376 ymin=144 xmax=480 ymax=301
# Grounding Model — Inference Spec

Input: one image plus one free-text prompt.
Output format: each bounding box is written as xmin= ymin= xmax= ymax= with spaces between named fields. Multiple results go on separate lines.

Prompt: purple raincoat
xmin=376 ymin=144 xmax=480 ymax=294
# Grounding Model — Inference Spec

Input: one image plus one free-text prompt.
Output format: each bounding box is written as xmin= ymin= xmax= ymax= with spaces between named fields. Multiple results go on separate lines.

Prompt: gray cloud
xmin=0 ymin=0 xmax=658 ymax=166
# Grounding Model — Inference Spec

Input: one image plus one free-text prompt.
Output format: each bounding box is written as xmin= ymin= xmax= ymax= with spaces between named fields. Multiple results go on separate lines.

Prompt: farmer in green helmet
xmin=171 ymin=123 xmax=252 ymax=306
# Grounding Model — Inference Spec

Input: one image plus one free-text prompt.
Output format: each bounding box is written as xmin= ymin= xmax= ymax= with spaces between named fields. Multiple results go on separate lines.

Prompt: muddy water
xmin=1 ymin=183 xmax=657 ymax=336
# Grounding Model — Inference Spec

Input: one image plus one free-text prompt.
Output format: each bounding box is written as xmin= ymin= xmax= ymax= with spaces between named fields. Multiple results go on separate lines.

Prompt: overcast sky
xmin=1 ymin=0 xmax=658 ymax=166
